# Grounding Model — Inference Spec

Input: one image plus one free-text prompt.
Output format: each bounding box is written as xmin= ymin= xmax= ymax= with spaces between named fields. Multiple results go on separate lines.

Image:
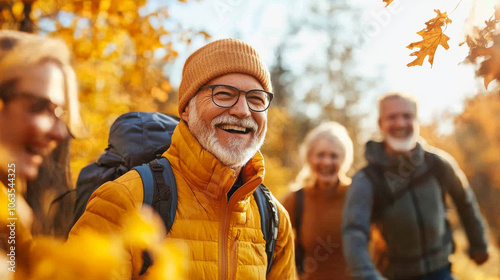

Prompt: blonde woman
xmin=283 ymin=122 xmax=354 ymax=280
xmin=0 ymin=30 xmax=82 ymax=278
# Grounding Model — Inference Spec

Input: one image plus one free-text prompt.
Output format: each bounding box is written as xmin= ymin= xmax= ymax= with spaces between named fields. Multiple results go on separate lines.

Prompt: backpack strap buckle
xmin=150 ymin=161 xmax=164 ymax=172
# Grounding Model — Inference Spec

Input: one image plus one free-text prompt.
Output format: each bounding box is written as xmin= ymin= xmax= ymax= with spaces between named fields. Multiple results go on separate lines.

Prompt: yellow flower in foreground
xmin=121 ymin=206 xmax=166 ymax=249
xmin=121 ymin=206 xmax=188 ymax=279
xmin=30 ymin=232 xmax=127 ymax=280
xmin=145 ymin=240 xmax=188 ymax=280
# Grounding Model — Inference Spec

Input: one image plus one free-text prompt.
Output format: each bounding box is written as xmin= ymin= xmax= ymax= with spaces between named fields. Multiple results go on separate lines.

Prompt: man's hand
xmin=470 ymin=252 xmax=489 ymax=265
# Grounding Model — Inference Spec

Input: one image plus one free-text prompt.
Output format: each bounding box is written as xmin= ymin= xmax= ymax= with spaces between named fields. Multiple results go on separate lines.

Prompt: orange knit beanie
xmin=178 ymin=38 xmax=272 ymax=115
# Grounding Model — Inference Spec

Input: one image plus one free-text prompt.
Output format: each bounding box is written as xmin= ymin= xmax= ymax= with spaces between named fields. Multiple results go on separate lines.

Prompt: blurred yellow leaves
xmin=29 ymin=207 xmax=187 ymax=280
xmin=122 ymin=207 xmax=188 ymax=280
xmin=31 ymin=232 xmax=127 ymax=280
xmin=11 ymin=1 xmax=23 ymax=17
xmin=261 ymin=107 xmax=296 ymax=198
xmin=407 ymin=9 xmax=451 ymax=67
xmin=122 ymin=207 xmax=166 ymax=248
xmin=463 ymin=17 xmax=500 ymax=89
xmin=0 ymin=0 xmax=209 ymax=181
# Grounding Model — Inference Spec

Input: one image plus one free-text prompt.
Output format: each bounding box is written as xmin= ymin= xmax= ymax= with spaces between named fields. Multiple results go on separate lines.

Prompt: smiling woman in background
xmin=283 ymin=121 xmax=354 ymax=280
xmin=0 ymin=30 xmax=82 ymax=279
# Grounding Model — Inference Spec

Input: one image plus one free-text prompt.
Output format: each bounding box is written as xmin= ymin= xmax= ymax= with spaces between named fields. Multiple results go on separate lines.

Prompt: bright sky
xmin=164 ymin=0 xmax=496 ymax=134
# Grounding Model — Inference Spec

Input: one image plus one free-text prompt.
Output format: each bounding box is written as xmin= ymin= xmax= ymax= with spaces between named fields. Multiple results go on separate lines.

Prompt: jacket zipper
xmin=409 ymin=187 xmax=431 ymax=274
xmin=231 ymin=230 xmax=241 ymax=279
xmin=219 ymin=176 xmax=261 ymax=280
xmin=219 ymin=199 xmax=229 ymax=280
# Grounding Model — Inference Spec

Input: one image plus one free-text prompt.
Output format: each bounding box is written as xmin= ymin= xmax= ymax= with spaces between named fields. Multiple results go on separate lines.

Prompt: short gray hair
xmin=377 ymin=92 xmax=418 ymax=117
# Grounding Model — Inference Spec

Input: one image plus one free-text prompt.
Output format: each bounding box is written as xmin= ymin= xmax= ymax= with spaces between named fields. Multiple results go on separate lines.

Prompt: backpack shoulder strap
xmin=150 ymin=157 xmax=177 ymax=229
xmin=132 ymin=157 xmax=177 ymax=276
xmin=294 ymin=188 xmax=304 ymax=235
xmin=294 ymin=188 xmax=305 ymax=275
xmin=424 ymin=151 xmax=446 ymax=190
xmin=362 ymin=164 xmax=394 ymax=219
xmin=254 ymin=184 xmax=279 ymax=275
xmin=133 ymin=157 xmax=177 ymax=231
xmin=133 ymin=164 xmax=155 ymax=205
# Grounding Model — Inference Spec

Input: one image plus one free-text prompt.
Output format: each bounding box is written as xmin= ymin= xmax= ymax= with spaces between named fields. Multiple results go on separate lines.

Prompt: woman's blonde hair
xmin=0 ymin=30 xmax=84 ymax=137
xmin=291 ymin=121 xmax=354 ymax=190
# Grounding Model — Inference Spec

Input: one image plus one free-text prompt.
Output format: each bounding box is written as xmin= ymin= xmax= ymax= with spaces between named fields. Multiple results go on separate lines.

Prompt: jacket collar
xmin=164 ymin=120 xmax=265 ymax=201
xmin=365 ymin=140 xmax=425 ymax=168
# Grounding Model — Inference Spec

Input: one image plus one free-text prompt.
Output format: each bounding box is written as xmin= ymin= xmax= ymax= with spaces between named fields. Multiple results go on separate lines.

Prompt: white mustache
xmin=211 ymin=115 xmax=258 ymax=132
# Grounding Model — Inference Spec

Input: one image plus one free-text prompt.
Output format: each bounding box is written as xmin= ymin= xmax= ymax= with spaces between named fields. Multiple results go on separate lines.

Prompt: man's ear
xmin=181 ymin=101 xmax=190 ymax=123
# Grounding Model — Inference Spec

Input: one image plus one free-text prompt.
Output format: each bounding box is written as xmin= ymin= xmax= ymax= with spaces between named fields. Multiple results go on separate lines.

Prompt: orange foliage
xmin=1 ymin=0 xmax=209 ymax=181
xmin=407 ymin=9 xmax=452 ymax=67
xmin=454 ymin=92 xmax=500 ymax=184
xmin=463 ymin=18 xmax=500 ymax=89
xmin=1 ymin=0 xmax=207 ymax=180
xmin=30 ymin=208 xmax=187 ymax=280
xmin=383 ymin=0 xmax=394 ymax=7
xmin=261 ymin=107 xmax=297 ymax=198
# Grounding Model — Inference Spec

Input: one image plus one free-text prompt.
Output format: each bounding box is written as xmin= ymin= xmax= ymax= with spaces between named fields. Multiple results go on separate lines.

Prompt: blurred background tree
xmin=262 ymin=0 xmax=369 ymax=196
xmin=0 ymin=0 xmax=209 ymax=177
xmin=0 ymin=0 xmax=208 ymax=238
xmin=421 ymin=90 xmax=500 ymax=278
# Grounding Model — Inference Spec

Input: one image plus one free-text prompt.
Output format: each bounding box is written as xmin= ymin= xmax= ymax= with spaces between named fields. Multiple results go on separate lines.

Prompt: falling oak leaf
xmin=383 ymin=0 xmax=394 ymax=7
xmin=462 ymin=19 xmax=500 ymax=88
xmin=470 ymin=34 xmax=500 ymax=89
xmin=407 ymin=10 xmax=452 ymax=67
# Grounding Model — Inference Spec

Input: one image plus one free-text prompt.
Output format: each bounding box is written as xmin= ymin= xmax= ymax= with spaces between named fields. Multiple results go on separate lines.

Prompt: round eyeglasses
xmin=200 ymin=84 xmax=274 ymax=112
xmin=4 ymin=92 xmax=70 ymax=132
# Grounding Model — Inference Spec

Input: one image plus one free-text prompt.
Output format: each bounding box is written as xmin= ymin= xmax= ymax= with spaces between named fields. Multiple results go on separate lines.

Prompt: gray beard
xmin=384 ymin=125 xmax=419 ymax=152
xmin=187 ymin=96 xmax=266 ymax=168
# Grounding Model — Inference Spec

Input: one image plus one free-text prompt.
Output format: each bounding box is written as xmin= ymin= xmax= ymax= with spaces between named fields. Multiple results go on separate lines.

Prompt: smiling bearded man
xmin=69 ymin=38 xmax=298 ymax=280
xmin=187 ymin=97 xmax=265 ymax=167
xmin=342 ymin=92 xmax=489 ymax=280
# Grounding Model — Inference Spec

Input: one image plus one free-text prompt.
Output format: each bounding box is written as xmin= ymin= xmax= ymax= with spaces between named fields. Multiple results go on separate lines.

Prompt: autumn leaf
xmin=383 ymin=0 xmax=394 ymax=7
xmin=468 ymin=34 xmax=500 ymax=89
xmin=407 ymin=9 xmax=452 ymax=67
xmin=463 ymin=18 xmax=500 ymax=88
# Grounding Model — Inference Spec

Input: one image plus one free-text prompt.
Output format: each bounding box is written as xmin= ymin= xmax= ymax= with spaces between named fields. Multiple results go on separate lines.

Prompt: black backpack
xmin=72 ymin=111 xmax=279 ymax=275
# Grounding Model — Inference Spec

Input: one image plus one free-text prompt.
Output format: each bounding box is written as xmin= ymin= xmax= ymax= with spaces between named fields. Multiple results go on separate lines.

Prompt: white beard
xmin=187 ymin=96 xmax=266 ymax=168
xmin=384 ymin=125 xmax=419 ymax=152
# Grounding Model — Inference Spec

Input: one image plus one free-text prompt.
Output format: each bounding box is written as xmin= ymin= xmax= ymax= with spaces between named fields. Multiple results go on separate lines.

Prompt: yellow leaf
xmin=160 ymin=80 xmax=173 ymax=92
xmin=12 ymin=1 xmax=24 ymax=18
xmin=406 ymin=9 xmax=452 ymax=67
xmin=468 ymin=34 xmax=500 ymax=89
xmin=151 ymin=86 xmax=169 ymax=102
xmin=197 ymin=30 xmax=211 ymax=39
xmin=383 ymin=0 xmax=394 ymax=7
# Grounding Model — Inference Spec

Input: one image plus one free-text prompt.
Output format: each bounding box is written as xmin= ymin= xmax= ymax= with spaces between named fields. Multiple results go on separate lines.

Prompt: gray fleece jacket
xmin=342 ymin=140 xmax=488 ymax=280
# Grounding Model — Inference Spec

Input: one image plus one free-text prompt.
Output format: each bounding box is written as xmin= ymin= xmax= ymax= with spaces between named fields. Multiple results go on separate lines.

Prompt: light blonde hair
xmin=0 ymin=30 xmax=84 ymax=137
xmin=377 ymin=92 xmax=419 ymax=119
xmin=291 ymin=122 xmax=354 ymax=190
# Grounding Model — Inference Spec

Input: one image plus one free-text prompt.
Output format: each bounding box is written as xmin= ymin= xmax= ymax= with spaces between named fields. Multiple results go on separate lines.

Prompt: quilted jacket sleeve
xmin=68 ymin=173 xmax=145 ymax=279
xmin=267 ymin=199 xmax=299 ymax=280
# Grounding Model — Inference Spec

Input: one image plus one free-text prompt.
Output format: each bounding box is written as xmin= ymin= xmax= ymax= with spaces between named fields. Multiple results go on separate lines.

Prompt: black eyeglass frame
xmin=200 ymin=84 xmax=274 ymax=112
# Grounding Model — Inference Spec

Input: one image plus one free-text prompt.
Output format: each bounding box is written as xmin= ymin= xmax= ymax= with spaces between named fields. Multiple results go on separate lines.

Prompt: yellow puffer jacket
xmin=69 ymin=121 xmax=297 ymax=280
